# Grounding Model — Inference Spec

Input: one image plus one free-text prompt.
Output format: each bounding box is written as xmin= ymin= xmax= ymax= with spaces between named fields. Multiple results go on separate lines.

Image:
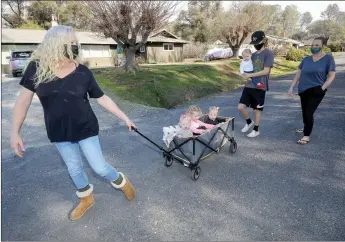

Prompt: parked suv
xmin=6 ymin=50 xmax=33 ymax=77
xmin=204 ymin=48 xmax=233 ymax=61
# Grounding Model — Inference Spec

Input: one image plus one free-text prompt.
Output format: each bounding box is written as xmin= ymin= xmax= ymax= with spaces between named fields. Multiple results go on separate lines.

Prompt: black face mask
xmin=254 ymin=43 xmax=264 ymax=50
xmin=64 ymin=44 xmax=79 ymax=59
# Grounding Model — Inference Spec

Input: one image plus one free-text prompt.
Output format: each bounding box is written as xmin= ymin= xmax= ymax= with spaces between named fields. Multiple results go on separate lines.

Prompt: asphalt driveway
xmin=1 ymin=54 xmax=345 ymax=241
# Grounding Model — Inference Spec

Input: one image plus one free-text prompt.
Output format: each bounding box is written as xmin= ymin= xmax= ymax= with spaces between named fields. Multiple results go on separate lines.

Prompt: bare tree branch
xmin=1 ymin=0 xmax=26 ymax=27
xmin=218 ymin=1 xmax=271 ymax=57
xmin=84 ymin=0 xmax=181 ymax=71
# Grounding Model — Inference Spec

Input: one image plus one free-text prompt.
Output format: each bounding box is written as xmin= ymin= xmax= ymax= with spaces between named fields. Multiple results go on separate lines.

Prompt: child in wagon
xmin=204 ymin=106 xmax=227 ymax=125
xmin=186 ymin=105 xmax=215 ymax=135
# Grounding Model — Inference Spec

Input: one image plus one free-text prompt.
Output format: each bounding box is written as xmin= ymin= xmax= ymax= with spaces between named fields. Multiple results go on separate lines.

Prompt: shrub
xmin=18 ymin=20 xmax=44 ymax=30
xmin=183 ymin=42 xmax=210 ymax=59
xmin=323 ymin=46 xmax=332 ymax=54
xmin=286 ymin=48 xmax=308 ymax=62
xmin=302 ymin=45 xmax=332 ymax=54
xmin=327 ymin=42 xmax=342 ymax=52
xmin=272 ymin=46 xmax=287 ymax=57
xmin=135 ymin=56 xmax=146 ymax=64
xmin=301 ymin=46 xmax=311 ymax=52
xmin=287 ymin=45 xmax=334 ymax=62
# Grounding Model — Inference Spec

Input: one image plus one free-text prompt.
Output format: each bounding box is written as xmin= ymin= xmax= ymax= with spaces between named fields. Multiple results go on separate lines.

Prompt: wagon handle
xmin=131 ymin=126 xmax=168 ymax=153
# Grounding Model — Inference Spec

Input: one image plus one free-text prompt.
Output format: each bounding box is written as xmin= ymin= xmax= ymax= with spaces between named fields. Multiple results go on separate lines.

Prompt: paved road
xmin=2 ymin=54 xmax=345 ymax=241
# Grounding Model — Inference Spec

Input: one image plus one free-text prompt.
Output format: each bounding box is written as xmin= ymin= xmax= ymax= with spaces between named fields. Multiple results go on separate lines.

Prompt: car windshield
xmin=12 ymin=51 xmax=32 ymax=59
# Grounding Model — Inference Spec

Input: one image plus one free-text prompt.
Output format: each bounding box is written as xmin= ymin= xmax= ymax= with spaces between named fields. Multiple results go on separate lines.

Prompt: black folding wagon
xmin=132 ymin=115 xmax=237 ymax=181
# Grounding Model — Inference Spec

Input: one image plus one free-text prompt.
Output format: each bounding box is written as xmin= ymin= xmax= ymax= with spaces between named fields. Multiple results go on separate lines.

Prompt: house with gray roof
xmin=1 ymin=28 xmax=189 ymax=73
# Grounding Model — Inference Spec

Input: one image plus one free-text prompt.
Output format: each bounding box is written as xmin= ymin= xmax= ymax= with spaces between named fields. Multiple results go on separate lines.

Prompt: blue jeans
xmin=244 ymin=71 xmax=260 ymax=85
xmin=56 ymin=135 xmax=120 ymax=190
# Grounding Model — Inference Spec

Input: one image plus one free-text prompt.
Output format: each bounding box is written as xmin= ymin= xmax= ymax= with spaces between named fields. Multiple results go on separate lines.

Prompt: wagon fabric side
xmin=168 ymin=116 xmax=235 ymax=165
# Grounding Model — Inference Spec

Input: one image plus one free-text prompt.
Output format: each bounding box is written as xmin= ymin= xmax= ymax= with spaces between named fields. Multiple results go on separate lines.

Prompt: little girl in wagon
xmin=187 ymin=105 xmax=215 ymax=135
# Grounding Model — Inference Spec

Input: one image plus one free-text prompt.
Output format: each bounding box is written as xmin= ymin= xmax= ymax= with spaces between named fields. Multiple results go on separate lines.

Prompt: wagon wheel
xmin=192 ymin=167 xmax=201 ymax=181
xmin=229 ymin=140 xmax=237 ymax=154
xmin=164 ymin=156 xmax=173 ymax=167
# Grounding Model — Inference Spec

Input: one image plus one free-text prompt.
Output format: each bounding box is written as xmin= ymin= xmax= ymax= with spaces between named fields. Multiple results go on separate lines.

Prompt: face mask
xmin=254 ymin=43 xmax=264 ymax=50
xmin=64 ymin=44 xmax=79 ymax=59
xmin=310 ymin=47 xmax=321 ymax=54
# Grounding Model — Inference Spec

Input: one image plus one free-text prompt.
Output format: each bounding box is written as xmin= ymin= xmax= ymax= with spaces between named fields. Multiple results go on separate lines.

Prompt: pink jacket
xmin=190 ymin=120 xmax=215 ymax=134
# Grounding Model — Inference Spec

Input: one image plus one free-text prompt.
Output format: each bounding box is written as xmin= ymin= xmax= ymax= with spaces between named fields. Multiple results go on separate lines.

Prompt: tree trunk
xmin=123 ymin=47 xmax=137 ymax=72
xmin=230 ymin=45 xmax=240 ymax=58
xmin=324 ymin=36 xmax=329 ymax=45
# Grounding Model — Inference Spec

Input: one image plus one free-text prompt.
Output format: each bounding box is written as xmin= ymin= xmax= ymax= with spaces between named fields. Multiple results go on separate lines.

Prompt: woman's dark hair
xmin=313 ymin=37 xmax=325 ymax=46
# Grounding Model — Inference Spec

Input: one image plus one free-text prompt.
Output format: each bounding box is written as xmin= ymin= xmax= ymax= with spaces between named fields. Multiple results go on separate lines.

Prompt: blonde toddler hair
xmin=209 ymin=106 xmax=219 ymax=115
xmin=187 ymin=105 xmax=202 ymax=117
xmin=242 ymin=48 xmax=252 ymax=57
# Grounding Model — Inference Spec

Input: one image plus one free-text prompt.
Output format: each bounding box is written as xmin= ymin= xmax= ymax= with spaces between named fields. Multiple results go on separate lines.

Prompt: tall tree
xmin=321 ymin=3 xmax=340 ymax=21
xmin=321 ymin=3 xmax=345 ymax=26
xmin=26 ymin=1 xmax=93 ymax=30
xmin=1 ymin=0 xmax=26 ymax=28
xmin=307 ymin=3 xmax=345 ymax=44
xmin=300 ymin=12 xmax=313 ymax=30
xmin=217 ymin=1 xmax=272 ymax=57
xmin=291 ymin=31 xmax=309 ymax=41
xmin=307 ymin=20 xmax=345 ymax=44
xmin=174 ymin=1 xmax=221 ymax=43
xmin=85 ymin=1 xmax=180 ymax=72
xmin=280 ymin=5 xmax=300 ymax=37
xmin=264 ymin=4 xmax=283 ymax=36
xmin=59 ymin=1 xmax=93 ymax=30
xmin=27 ymin=1 xmax=59 ymax=29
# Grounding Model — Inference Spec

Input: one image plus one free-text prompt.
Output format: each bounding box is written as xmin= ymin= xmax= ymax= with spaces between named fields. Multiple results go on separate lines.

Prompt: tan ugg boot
xmin=70 ymin=184 xmax=95 ymax=220
xmin=111 ymin=172 xmax=136 ymax=200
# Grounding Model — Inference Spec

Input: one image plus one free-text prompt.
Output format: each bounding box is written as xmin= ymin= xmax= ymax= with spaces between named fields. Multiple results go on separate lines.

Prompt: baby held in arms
xmin=240 ymin=49 xmax=265 ymax=89
xmin=187 ymin=105 xmax=215 ymax=135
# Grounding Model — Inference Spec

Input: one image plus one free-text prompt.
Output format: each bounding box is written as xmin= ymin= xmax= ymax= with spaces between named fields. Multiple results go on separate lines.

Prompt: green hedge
xmin=328 ymin=42 xmax=342 ymax=52
xmin=286 ymin=46 xmax=333 ymax=62
xmin=301 ymin=46 xmax=332 ymax=54
xmin=323 ymin=46 xmax=333 ymax=54
xmin=286 ymin=48 xmax=309 ymax=62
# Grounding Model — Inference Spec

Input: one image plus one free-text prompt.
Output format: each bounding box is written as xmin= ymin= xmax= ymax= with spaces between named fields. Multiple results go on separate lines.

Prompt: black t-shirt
xmin=204 ymin=117 xmax=226 ymax=125
xmin=20 ymin=61 xmax=104 ymax=143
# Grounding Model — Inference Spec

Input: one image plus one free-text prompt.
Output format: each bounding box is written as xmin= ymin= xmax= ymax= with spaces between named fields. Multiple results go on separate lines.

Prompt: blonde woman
xmin=10 ymin=26 xmax=136 ymax=220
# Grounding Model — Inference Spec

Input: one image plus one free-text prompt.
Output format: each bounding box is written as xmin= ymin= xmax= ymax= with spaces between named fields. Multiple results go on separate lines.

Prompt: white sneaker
xmin=241 ymin=121 xmax=254 ymax=133
xmin=247 ymin=130 xmax=260 ymax=138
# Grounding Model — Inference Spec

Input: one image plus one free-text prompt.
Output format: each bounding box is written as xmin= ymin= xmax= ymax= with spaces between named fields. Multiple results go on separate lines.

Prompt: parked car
xmin=204 ymin=48 xmax=233 ymax=61
xmin=6 ymin=50 xmax=33 ymax=77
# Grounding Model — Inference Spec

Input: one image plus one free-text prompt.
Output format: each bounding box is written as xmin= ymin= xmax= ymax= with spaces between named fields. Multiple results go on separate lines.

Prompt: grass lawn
xmin=271 ymin=57 xmax=300 ymax=77
xmin=92 ymin=57 xmax=299 ymax=108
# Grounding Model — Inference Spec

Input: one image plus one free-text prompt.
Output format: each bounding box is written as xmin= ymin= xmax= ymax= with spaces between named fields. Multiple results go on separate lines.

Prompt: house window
xmin=82 ymin=45 xmax=111 ymax=58
xmin=140 ymin=46 xmax=146 ymax=52
xmin=163 ymin=43 xmax=174 ymax=51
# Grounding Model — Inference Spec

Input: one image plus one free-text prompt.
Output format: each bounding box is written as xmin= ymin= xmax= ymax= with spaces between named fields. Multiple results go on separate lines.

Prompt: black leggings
xmin=299 ymin=86 xmax=326 ymax=136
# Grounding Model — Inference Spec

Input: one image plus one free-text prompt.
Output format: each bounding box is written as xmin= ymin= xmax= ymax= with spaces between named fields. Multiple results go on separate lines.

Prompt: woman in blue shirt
xmin=288 ymin=37 xmax=336 ymax=144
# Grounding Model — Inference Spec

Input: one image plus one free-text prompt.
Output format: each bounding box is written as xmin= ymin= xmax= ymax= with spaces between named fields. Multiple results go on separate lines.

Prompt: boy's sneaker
xmin=241 ymin=121 xmax=254 ymax=133
xmin=247 ymin=130 xmax=260 ymax=138
xmin=256 ymin=82 xmax=265 ymax=89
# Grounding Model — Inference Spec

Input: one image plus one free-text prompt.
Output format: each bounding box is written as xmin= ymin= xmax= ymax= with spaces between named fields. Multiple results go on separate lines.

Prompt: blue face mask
xmin=310 ymin=47 xmax=321 ymax=54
